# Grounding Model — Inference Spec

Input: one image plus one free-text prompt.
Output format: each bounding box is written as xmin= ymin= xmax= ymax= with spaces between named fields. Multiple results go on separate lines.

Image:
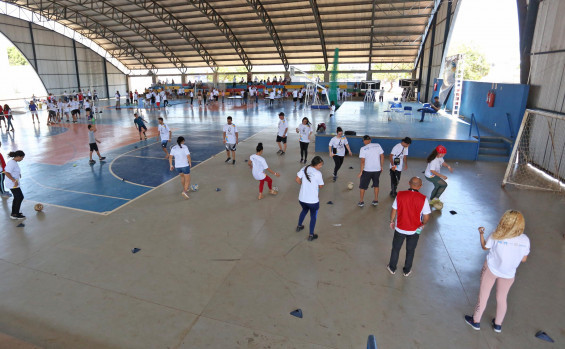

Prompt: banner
xmin=438 ymin=55 xmax=459 ymax=105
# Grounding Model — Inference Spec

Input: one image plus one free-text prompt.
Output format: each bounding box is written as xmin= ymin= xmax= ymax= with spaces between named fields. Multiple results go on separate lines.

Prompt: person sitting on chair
xmin=419 ymin=96 xmax=441 ymax=122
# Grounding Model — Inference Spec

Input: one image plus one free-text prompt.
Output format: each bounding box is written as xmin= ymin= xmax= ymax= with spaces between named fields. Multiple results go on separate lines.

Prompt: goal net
xmin=502 ymin=109 xmax=565 ymax=192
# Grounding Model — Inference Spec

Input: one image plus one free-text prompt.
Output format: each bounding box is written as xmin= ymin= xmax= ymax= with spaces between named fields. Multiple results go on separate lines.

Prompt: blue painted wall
xmin=435 ymin=78 xmax=529 ymax=139
xmin=314 ymin=135 xmax=478 ymax=161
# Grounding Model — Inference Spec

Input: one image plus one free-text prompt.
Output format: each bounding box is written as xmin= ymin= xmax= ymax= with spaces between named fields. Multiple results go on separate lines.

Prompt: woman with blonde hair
xmin=464 ymin=210 xmax=530 ymax=333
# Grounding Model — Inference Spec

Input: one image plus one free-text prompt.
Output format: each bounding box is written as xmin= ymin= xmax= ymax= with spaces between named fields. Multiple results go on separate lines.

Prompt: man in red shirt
xmin=387 ymin=177 xmax=431 ymax=276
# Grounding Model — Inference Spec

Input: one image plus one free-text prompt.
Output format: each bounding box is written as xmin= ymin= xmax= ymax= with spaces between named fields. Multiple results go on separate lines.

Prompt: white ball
xmin=347 ymin=182 xmax=354 ymax=190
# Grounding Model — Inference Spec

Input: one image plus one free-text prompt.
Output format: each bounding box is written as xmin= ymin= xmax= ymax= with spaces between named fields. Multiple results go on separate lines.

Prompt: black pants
xmin=388 ymin=230 xmax=420 ymax=274
xmin=190 ymin=97 xmax=194 ymax=104
xmin=0 ymin=172 xmax=6 ymax=195
xmin=299 ymin=141 xmax=309 ymax=161
xmin=10 ymin=187 xmax=24 ymax=215
xmin=332 ymin=155 xmax=344 ymax=176
xmin=390 ymin=169 xmax=402 ymax=193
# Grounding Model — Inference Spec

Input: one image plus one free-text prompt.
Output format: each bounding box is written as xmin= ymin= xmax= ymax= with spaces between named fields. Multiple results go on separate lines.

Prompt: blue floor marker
xmin=131 ymin=248 xmax=141 ymax=254
xmin=367 ymin=335 xmax=377 ymax=349
xmin=290 ymin=309 xmax=303 ymax=318
xmin=216 ymin=188 xmax=222 ymax=192
xmin=535 ymin=331 xmax=554 ymax=343
xmin=327 ymin=201 xmax=333 ymax=205
xmin=16 ymin=223 xmax=25 ymax=227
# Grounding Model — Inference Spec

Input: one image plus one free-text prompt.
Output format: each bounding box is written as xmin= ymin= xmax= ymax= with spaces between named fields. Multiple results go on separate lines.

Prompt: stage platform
xmin=315 ymin=101 xmax=487 ymax=161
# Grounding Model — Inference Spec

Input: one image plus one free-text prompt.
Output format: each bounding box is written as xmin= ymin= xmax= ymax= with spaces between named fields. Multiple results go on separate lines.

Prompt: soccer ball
xmin=190 ymin=184 xmax=199 ymax=192
xmin=347 ymin=182 xmax=354 ymax=190
xmin=34 ymin=203 xmax=44 ymax=212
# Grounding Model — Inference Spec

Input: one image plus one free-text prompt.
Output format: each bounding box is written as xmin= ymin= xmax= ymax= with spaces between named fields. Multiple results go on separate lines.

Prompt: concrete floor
xmin=0 ymin=100 xmax=564 ymax=348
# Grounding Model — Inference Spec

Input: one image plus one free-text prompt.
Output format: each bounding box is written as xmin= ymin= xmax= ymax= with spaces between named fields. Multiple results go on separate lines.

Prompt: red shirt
xmin=0 ymin=153 xmax=5 ymax=171
xmin=396 ymin=190 xmax=427 ymax=231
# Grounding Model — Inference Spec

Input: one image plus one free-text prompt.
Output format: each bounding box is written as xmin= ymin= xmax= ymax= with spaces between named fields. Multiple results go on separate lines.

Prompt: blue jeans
xmin=425 ymin=176 xmax=447 ymax=199
xmin=420 ymin=108 xmax=437 ymax=121
xmin=298 ymin=201 xmax=319 ymax=235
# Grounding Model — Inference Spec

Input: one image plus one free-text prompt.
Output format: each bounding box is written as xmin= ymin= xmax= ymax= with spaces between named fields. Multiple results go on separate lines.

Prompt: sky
xmin=447 ymin=0 xmax=521 ymax=83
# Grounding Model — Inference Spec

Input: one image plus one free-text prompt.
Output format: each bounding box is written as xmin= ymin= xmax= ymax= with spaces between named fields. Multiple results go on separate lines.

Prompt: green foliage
xmin=216 ymin=66 xmax=247 ymax=83
xmin=7 ymin=46 xmax=28 ymax=66
xmin=372 ymin=63 xmax=411 ymax=83
xmin=448 ymin=43 xmax=490 ymax=81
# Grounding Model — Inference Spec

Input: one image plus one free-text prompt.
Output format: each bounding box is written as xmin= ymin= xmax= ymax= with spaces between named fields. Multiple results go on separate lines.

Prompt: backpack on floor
xmin=317 ymin=123 xmax=326 ymax=133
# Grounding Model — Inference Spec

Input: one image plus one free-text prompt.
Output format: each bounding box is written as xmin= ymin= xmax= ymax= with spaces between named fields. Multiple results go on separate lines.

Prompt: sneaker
xmin=181 ymin=191 xmax=190 ymax=199
xmin=296 ymin=225 xmax=305 ymax=232
xmin=357 ymin=201 xmax=364 ymax=207
xmin=491 ymin=319 xmax=501 ymax=333
xmin=389 ymin=191 xmax=394 ymax=197
xmin=225 ymin=157 xmax=231 ymax=163
xmin=371 ymin=200 xmax=379 ymax=206
xmin=1 ymin=192 xmax=12 ymax=198
xmin=307 ymin=234 xmax=318 ymax=241
xmin=232 ymin=160 xmax=235 ymax=165
xmin=386 ymin=265 xmax=396 ymax=275
xmin=89 ymin=160 xmax=96 ymax=164
xmin=276 ymin=150 xmax=282 ymax=154
xmin=464 ymin=315 xmax=480 ymax=330
xmin=300 ymin=158 xmax=303 ymax=163
xmin=403 ymin=270 xmax=412 ymax=277
xmin=10 ymin=214 xmax=18 ymax=220
xmin=99 ymin=157 xmax=106 ymax=161
xmin=280 ymin=151 xmax=285 ymax=155
xmin=332 ymin=176 xmax=337 ymax=182
xmin=15 ymin=213 xmax=26 ymax=219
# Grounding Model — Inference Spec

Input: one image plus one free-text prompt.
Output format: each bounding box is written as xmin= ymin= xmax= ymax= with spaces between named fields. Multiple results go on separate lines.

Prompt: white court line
xmin=122 ymin=155 xmax=170 ymax=160
xmin=28 ymin=176 xmax=131 ymax=201
xmin=108 ymin=139 xmax=159 ymax=188
xmin=103 ymin=129 xmax=270 ymax=215
xmin=22 ymin=198 xmax=109 ymax=216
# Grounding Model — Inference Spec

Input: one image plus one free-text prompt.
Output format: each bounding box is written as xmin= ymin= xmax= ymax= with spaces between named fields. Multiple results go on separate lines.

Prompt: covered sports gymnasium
xmin=0 ymin=0 xmax=564 ymax=348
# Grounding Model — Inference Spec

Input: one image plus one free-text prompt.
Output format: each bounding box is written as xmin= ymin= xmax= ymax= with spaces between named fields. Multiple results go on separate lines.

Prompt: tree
xmin=448 ymin=43 xmax=490 ymax=81
xmin=216 ymin=66 xmax=247 ymax=83
xmin=7 ymin=46 xmax=28 ymax=66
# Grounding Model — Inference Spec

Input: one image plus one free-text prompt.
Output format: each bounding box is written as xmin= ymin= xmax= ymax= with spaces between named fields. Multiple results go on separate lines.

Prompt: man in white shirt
xmin=389 ymin=137 xmax=412 ymax=197
xmin=269 ymin=89 xmax=275 ymax=106
xmin=379 ymin=88 xmax=385 ymax=102
xmin=158 ymin=117 xmax=172 ymax=158
xmin=357 ymin=135 xmax=384 ymax=207
xmin=276 ymin=112 xmax=288 ymax=155
xmin=223 ymin=116 xmax=238 ymax=165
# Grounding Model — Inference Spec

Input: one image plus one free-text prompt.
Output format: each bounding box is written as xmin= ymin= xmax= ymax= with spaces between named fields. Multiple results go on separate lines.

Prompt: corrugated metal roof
xmin=9 ymin=0 xmax=437 ymax=71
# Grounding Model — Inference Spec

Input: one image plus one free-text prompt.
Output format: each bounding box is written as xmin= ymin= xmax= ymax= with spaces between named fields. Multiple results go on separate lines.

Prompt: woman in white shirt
xmin=424 ymin=145 xmax=453 ymax=204
xmin=465 ymin=210 xmax=530 ymax=333
xmin=4 ymin=150 xmax=26 ymax=219
xmin=295 ymin=156 xmax=324 ymax=241
xmin=169 ymin=136 xmax=192 ymax=199
xmin=296 ymin=117 xmax=312 ymax=164
xmin=248 ymin=143 xmax=280 ymax=200
xmin=328 ymin=127 xmax=353 ymax=182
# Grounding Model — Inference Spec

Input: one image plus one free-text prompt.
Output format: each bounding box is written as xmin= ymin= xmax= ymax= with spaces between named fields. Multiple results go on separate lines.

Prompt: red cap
xmin=436 ymin=145 xmax=447 ymax=154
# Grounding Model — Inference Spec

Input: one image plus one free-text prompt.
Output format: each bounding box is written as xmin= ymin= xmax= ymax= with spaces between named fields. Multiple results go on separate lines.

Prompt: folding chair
xmin=403 ymin=106 xmax=413 ymax=121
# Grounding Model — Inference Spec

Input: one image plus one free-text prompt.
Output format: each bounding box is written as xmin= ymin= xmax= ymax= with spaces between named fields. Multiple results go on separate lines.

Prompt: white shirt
xmin=83 ymin=101 xmax=90 ymax=109
xmin=155 ymin=94 xmax=161 ymax=103
xmin=293 ymin=90 xmax=298 ymax=98
xmin=297 ymin=124 xmax=311 ymax=143
xmin=4 ymin=159 xmax=21 ymax=189
xmin=392 ymin=196 xmax=431 ymax=235
xmin=390 ymin=143 xmax=409 ymax=171
xmin=269 ymin=91 xmax=275 ymax=99
xmin=115 ymin=93 xmax=120 ymax=99
xmin=250 ymin=154 xmax=268 ymax=180
xmin=297 ymin=166 xmax=324 ymax=204
xmin=425 ymin=157 xmax=444 ymax=178
xmin=277 ymin=118 xmax=288 ymax=137
xmin=158 ymin=124 xmax=170 ymax=141
xmin=379 ymin=89 xmax=384 ymax=96
xmin=223 ymin=123 xmax=238 ymax=144
xmin=48 ymin=102 xmax=57 ymax=112
xmin=485 ymin=234 xmax=530 ymax=278
xmin=329 ymin=136 xmax=348 ymax=156
xmin=170 ymin=144 xmax=190 ymax=168
xmin=359 ymin=143 xmax=384 ymax=172
xmin=330 ymin=105 xmax=336 ymax=115
xmin=71 ymin=101 xmax=79 ymax=110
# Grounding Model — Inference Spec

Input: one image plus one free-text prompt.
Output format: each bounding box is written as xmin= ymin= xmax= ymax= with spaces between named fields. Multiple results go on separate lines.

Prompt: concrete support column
xmin=367 ymin=72 xmax=373 ymax=81
xmin=213 ymin=71 xmax=219 ymax=85
xmin=181 ymin=74 xmax=187 ymax=84
xmin=324 ymin=71 xmax=330 ymax=83
xmin=151 ymin=73 xmax=157 ymax=85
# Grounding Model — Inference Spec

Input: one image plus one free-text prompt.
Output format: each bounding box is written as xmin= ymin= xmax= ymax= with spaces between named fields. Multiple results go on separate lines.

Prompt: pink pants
xmin=473 ymin=262 xmax=515 ymax=325
xmin=259 ymin=175 xmax=272 ymax=193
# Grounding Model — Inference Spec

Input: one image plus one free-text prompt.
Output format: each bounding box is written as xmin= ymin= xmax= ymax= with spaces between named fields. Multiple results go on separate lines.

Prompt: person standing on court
xmin=4 ymin=150 xmax=27 ymax=219
xmin=158 ymin=117 xmax=172 ymax=159
xmin=295 ymin=156 xmax=324 ymax=241
xmin=169 ymin=136 xmax=192 ymax=200
xmin=386 ymin=177 xmax=431 ymax=277
xmin=389 ymin=137 xmax=412 ymax=197
xmin=464 ymin=210 xmax=530 ymax=333
xmin=223 ymin=116 xmax=238 ymax=165
xmin=88 ymin=125 xmax=106 ymax=165
xmin=249 ymin=143 xmax=280 ymax=200
xmin=357 ymin=135 xmax=384 ymax=207
xmin=296 ymin=117 xmax=312 ymax=164
xmin=424 ymin=145 xmax=453 ymax=206
xmin=328 ymin=127 xmax=353 ymax=182
xmin=379 ymin=88 xmax=384 ymax=102
xmin=276 ymin=112 xmax=288 ymax=155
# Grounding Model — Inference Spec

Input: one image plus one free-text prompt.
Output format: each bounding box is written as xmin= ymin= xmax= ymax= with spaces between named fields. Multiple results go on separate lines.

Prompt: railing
xmin=506 ymin=112 xmax=515 ymax=139
xmin=468 ymin=113 xmax=481 ymax=160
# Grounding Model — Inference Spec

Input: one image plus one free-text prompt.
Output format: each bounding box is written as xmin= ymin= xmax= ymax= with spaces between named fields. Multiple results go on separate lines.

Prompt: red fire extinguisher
xmin=486 ymin=90 xmax=495 ymax=107
xmin=434 ymin=82 xmax=438 ymax=91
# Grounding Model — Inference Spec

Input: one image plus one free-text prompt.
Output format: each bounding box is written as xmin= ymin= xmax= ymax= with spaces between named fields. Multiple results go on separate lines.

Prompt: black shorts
xmin=48 ymin=110 xmax=56 ymax=117
xmin=276 ymin=135 xmax=287 ymax=144
xmin=89 ymin=143 xmax=99 ymax=152
xmin=85 ymin=108 xmax=91 ymax=112
xmin=138 ymin=125 xmax=147 ymax=132
xmin=72 ymin=109 xmax=80 ymax=115
xmin=359 ymin=170 xmax=381 ymax=189
xmin=293 ymin=97 xmax=297 ymax=101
